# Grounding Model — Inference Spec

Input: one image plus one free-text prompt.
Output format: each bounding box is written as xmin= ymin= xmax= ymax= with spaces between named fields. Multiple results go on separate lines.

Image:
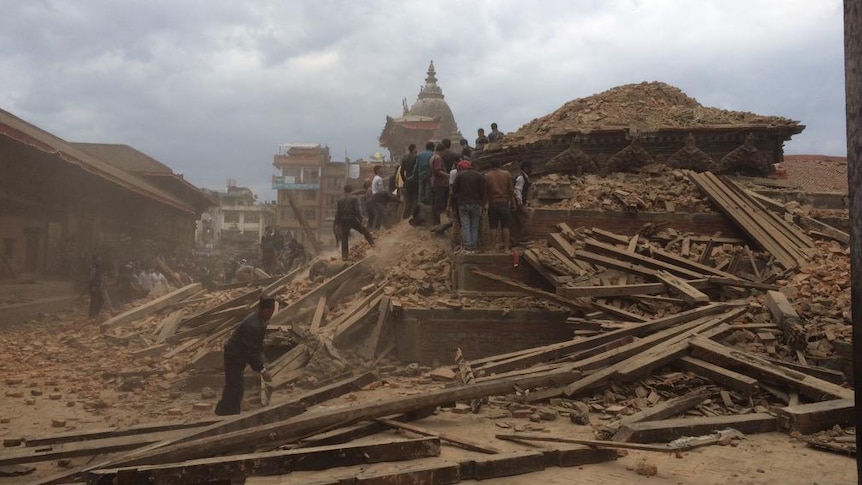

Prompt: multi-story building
xmin=197 ymin=181 xmax=274 ymax=255
xmin=273 ymin=144 xmax=347 ymax=248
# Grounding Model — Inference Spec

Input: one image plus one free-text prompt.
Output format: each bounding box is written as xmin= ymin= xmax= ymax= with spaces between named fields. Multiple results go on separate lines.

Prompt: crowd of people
xmin=332 ymin=122 xmax=532 ymax=260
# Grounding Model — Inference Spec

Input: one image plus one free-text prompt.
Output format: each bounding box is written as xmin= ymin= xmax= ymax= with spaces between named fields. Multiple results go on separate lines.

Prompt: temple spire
xmin=418 ymin=60 xmax=444 ymax=100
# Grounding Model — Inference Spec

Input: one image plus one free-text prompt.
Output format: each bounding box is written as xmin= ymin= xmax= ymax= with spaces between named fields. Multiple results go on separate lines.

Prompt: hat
xmin=457 ymin=160 xmax=472 ymax=171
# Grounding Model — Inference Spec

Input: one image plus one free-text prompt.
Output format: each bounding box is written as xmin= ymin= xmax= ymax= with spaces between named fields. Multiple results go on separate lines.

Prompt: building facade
xmin=0 ymin=108 xmax=210 ymax=281
xmin=197 ymin=181 xmax=275 ymax=255
xmin=272 ymin=144 xmax=347 ymax=248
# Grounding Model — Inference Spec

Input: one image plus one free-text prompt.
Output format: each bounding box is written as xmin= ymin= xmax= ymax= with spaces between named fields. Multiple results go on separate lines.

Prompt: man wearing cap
xmin=215 ymin=296 xmax=276 ymax=415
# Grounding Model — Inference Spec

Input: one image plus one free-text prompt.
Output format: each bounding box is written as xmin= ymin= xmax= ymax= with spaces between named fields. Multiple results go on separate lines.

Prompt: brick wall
xmin=395 ymin=308 xmax=573 ymax=366
xmin=452 ymin=253 xmax=555 ymax=293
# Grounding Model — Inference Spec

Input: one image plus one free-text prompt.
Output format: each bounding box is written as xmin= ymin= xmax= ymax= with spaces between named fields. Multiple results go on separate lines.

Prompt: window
xmin=223 ymin=212 xmax=240 ymax=223
xmin=302 ymin=190 xmax=317 ymax=201
xmin=302 ymin=167 xmax=320 ymax=183
xmin=304 ymin=208 xmax=317 ymax=221
xmin=245 ymin=213 xmax=260 ymax=224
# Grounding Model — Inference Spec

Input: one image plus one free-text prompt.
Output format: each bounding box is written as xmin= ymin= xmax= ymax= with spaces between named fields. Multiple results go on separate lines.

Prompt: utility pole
xmin=844 ymin=1 xmax=862 ymax=482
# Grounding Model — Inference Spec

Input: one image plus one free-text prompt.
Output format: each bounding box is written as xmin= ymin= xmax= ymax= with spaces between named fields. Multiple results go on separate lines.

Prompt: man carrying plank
xmin=215 ymin=297 xmax=275 ymax=415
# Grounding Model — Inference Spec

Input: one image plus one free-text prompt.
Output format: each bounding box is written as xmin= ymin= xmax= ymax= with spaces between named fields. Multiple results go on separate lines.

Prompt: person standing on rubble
xmin=399 ymin=144 xmax=418 ymax=218
xmin=513 ymin=160 xmax=533 ymax=242
xmin=215 ymin=296 xmax=276 ymax=416
xmin=487 ymin=122 xmax=504 ymax=143
xmin=450 ymin=160 xmax=487 ymax=253
xmin=484 ymin=160 xmax=515 ymax=252
xmin=412 ymin=141 xmax=435 ymax=206
xmin=334 ymin=184 xmax=375 ymax=261
xmin=475 ymin=128 xmax=489 ymax=149
xmin=430 ymin=143 xmax=450 ymax=226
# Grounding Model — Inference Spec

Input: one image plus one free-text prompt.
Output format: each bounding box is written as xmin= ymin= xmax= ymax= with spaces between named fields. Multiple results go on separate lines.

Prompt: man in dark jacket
xmin=399 ymin=144 xmax=418 ymax=218
xmin=335 ymin=184 xmax=375 ymax=261
xmin=215 ymin=296 xmax=276 ymax=416
xmin=450 ymin=160 xmax=487 ymax=253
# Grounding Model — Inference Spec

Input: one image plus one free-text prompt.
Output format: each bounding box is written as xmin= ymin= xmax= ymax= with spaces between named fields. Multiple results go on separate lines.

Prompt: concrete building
xmin=272 ymin=144 xmax=347 ymax=248
xmin=197 ymin=181 xmax=275 ymax=255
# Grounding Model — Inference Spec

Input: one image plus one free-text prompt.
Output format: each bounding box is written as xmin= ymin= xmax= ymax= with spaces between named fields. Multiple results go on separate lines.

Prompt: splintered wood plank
xmin=88 ymin=438 xmax=442 ymax=484
xmin=591 ymin=301 xmax=648 ymax=322
xmin=584 ymin=238 xmax=706 ymax=280
xmin=548 ymin=232 xmax=577 ymax=259
xmin=309 ymin=296 xmax=327 ymax=334
xmin=155 ymin=311 xmax=185 ymax=343
xmin=655 ymin=270 xmax=709 ymax=305
xmin=522 ymin=249 xmax=571 ymax=284
xmin=99 ymin=283 xmax=202 ymax=332
xmin=269 ymin=255 xmax=375 ymax=326
xmin=376 ymin=418 xmax=499 ymax=454
xmin=357 ymin=296 xmax=391 ymax=360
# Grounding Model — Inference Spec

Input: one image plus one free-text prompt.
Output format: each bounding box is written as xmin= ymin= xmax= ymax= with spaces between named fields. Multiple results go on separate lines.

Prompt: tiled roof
xmin=0 ymin=108 xmax=194 ymax=214
xmin=780 ymin=155 xmax=847 ymax=193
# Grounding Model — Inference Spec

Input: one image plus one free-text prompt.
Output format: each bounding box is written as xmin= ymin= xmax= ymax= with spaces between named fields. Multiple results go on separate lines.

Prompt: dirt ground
xmin=0 ymin=339 xmax=855 ymax=484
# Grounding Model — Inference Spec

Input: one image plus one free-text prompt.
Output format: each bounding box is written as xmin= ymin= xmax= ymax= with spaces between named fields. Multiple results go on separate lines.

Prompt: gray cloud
xmin=0 ymin=0 xmax=845 ymax=200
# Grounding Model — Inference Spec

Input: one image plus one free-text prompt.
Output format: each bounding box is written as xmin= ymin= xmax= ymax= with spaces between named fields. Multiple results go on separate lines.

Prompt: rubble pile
xmin=534 ymin=171 xmax=712 ymax=212
xmin=505 ymin=81 xmax=801 ymax=147
xmin=0 ymin=170 xmax=854 ymax=483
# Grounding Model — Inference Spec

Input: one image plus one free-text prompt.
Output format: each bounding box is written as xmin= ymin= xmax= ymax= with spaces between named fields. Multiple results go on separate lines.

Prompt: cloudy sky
xmin=0 ymin=0 xmax=845 ymax=201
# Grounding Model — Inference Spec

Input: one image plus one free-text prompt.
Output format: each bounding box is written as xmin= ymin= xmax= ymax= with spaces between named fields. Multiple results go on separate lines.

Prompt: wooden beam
xmin=584 ymin=238 xmax=706 ymax=280
xmin=497 ymin=434 xmax=711 ymax=452
xmin=154 ymin=311 xmax=184 ymax=343
xmin=19 ymin=420 xmax=218 ymax=448
xmin=471 ymin=303 xmax=730 ymax=376
xmin=178 ymin=288 xmax=261 ymax=330
xmin=471 ymin=268 xmax=591 ymax=313
xmin=376 ymin=418 xmax=499 ymax=454
xmin=655 ymin=270 xmax=709 ymax=305
xmin=775 ymin=399 xmax=855 ymax=434
xmin=612 ymin=390 xmax=708 ymax=440
xmin=105 ymin=366 xmax=584 ymax=468
xmin=357 ymin=296 xmax=391 ymax=360
xmin=558 ymin=278 xmax=717 ymax=299
xmin=99 ymin=283 xmax=202 ymax=332
xmin=270 ymin=255 xmax=375 ymax=326
xmin=0 ymin=430 xmax=182 ymax=466
xmin=308 ymin=296 xmax=327 ymax=334
xmin=689 ymin=337 xmax=854 ymax=400
xmin=329 ymin=288 xmax=387 ymax=346
xmin=548 ymin=232 xmax=577 ymax=259
xmin=614 ymin=413 xmax=777 ymax=443
xmin=88 ymin=437 xmax=442 ymax=484
xmin=591 ymin=300 xmax=647 ymax=322
xmin=283 ymin=189 xmax=323 ymax=255
xmin=675 ymin=356 xmax=759 ymax=395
